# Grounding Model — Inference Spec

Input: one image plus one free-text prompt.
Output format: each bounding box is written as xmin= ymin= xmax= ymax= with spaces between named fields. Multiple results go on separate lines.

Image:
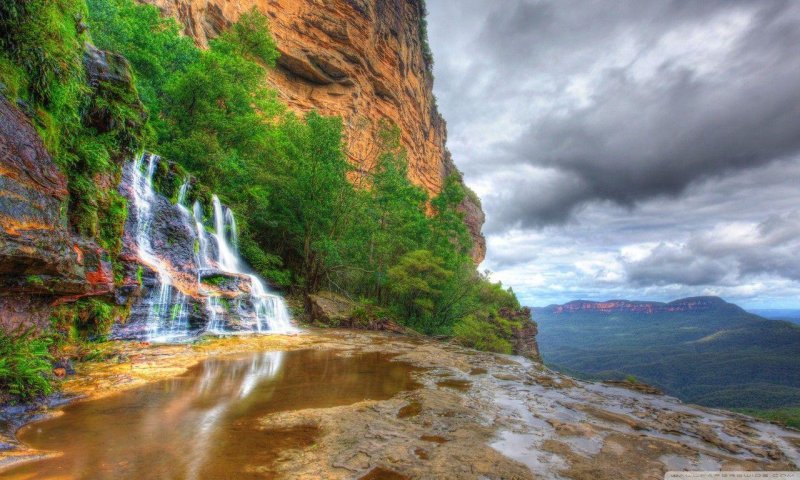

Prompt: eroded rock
xmin=0 ymin=96 xmax=114 ymax=331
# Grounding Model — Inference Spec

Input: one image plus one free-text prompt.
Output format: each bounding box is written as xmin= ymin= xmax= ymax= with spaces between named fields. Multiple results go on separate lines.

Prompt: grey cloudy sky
xmin=426 ymin=0 xmax=800 ymax=308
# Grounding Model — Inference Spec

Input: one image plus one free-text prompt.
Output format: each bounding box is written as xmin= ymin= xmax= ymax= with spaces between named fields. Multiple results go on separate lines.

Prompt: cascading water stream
xmin=130 ymin=154 xmax=190 ymax=342
xmin=205 ymin=194 xmax=296 ymax=334
xmin=212 ymin=195 xmax=240 ymax=272
xmin=177 ymin=177 xmax=189 ymax=206
xmin=191 ymin=201 xmax=211 ymax=270
xmin=144 ymin=164 xmax=297 ymax=336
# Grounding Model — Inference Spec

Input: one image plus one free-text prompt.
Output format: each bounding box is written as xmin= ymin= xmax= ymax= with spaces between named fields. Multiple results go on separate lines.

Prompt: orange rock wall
xmin=136 ymin=0 xmax=486 ymax=262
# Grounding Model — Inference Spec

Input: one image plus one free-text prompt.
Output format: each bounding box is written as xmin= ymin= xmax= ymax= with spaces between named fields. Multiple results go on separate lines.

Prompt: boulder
xmin=199 ymin=271 xmax=250 ymax=296
xmin=306 ymin=291 xmax=414 ymax=334
xmin=82 ymin=44 xmax=147 ymax=152
xmin=307 ymin=291 xmax=354 ymax=327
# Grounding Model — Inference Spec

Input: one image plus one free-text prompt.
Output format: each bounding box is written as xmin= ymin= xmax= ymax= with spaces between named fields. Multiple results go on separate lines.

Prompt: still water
xmin=6 ymin=349 xmax=421 ymax=479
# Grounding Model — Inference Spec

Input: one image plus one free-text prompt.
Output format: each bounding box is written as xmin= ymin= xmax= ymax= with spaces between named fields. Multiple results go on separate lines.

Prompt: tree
xmin=387 ymin=250 xmax=452 ymax=331
xmin=266 ymin=112 xmax=356 ymax=292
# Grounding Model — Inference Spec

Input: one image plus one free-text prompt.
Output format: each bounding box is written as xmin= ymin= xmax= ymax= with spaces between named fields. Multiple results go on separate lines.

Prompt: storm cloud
xmin=427 ymin=0 xmax=800 ymax=308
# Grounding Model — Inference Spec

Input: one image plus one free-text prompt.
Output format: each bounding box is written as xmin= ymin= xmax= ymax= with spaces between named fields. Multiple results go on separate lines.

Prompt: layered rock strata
xmin=0 ymin=96 xmax=114 ymax=331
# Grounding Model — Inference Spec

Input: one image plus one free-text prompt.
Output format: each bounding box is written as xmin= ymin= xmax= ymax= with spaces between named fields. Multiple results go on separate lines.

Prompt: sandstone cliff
xmin=135 ymin=0 xmax=486 ymax=262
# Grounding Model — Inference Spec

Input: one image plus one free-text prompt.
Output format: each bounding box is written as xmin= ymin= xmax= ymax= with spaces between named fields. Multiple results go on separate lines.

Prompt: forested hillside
xmin=534 ymin=297 xmax=800 ymax=426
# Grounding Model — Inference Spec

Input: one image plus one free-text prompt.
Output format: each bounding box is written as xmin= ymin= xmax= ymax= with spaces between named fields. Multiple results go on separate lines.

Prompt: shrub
xmin=453 ymin=315 xmax=513 ymax=354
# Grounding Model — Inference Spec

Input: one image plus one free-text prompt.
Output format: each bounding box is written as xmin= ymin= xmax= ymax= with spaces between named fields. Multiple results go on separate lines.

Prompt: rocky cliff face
xmin=135 ymin=0 xmax=486 ymax=262
xmin=0 ymin=96 xmax=114 ymax=331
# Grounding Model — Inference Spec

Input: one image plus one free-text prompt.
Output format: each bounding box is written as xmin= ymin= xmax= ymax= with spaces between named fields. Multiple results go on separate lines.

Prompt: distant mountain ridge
xmin=535 ymin=296 xmax=746 ymax=316
xmin=533 ymin=295 xmax=800 ymax=415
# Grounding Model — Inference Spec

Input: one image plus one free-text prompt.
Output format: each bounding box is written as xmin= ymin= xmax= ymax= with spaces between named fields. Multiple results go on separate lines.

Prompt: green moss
xmin=202 ymin=274 xmax=228 ymax=287
xmin=26 ymin=275 xmax=45 ymax=287
xmin=98 ymin=190 xmax=127 ymax=256
xmin=51 ymin=298 xmax=122 ymax=341
xmin=0 ymin=54 xmax=27 ymax=99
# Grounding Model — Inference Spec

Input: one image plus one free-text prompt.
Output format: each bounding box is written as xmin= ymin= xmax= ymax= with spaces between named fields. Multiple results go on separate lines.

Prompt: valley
xmin=534 ymin=297 xmax=800 ymax=427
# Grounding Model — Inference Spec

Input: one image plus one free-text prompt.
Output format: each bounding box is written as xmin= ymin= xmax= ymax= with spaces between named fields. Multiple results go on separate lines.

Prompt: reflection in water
xmin=7 ymin=350 xmax=420 ymax=480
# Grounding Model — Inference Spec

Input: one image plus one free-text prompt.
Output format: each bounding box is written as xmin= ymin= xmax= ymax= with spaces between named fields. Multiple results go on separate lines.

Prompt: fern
xmin=0 ymin=328 xmax=54 ymax=402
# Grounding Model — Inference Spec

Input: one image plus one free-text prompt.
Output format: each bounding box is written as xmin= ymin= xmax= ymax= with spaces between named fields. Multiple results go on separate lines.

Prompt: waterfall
xmin=125 ymin=153 xmax=296 ymax=341
xmin=205 ymin=195 xmax=297 ymax=334
xmin=177 ymin=178 xmax=189 ymax=206
xmin=212 ymin=195 xmax=240 ymax=272
xmin=192 ymin=201 xmax=211 ymax=270
xmin=130 ymin=154 xmax=190 ymax=342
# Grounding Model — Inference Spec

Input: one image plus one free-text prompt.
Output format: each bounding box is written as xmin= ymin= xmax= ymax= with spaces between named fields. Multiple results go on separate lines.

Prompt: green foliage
xmin=453 ymin=315 xmax=513 ymax=354
xmin=86 ymin=0 xmax=198 ymax=115
xmin=387 ymin=250 xmax=451 ymax=326
xmin=264 ymin=112 xmax=356 ymax=292
xmin=51 ymin=298 xmax=119 ymax=341
xmin=733 ymin=407 xmax=800 ymax=430
xmin=0 ymin=328 xmax=53 ymax=402
xmin=349 ymin=298 xmax=388 ymax=329
xmin=0 ymin=0 xmax=86 ymax=105
xmin=98 ymin=190 xmax=127 ymax=256
xmin=217 ymin=8 xmax=280 ymax=67
xmin=415 ymin=0 xmax=434 ymax=73
xmin=0 ymin=55 xmax=26 ymax=98
xmin=0 ymin=0 xmax=146 ymax=287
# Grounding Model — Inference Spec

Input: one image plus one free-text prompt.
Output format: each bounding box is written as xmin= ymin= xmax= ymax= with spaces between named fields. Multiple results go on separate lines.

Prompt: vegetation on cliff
xmin=0 ymin=0 xmax=531 ymax=400
xmin=85 ymin=0 xmax=530 ymax=340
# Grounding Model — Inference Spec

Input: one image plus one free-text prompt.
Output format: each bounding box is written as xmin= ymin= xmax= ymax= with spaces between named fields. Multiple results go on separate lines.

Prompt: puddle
xmin=397 ymin=400 xmax=422 ymax=419
xmin=436 ymin=379 xmax=472 ymax=392
xmin=358 ymin=466 xmax=410 ymax=480
xmin=5 ymin=349 xmax=421 ymax=480
xmin=420 ymin=434 xmax=449 ymax=444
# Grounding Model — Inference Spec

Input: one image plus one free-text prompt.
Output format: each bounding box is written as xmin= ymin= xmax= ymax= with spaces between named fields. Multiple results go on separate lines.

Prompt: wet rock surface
xmin=113 ymin=156 xmax=292 ymax=339
xmin=0 ymin=96 xmax=114 ymax=331
xmin=1 ymin=330 xmax=797 ymax=479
